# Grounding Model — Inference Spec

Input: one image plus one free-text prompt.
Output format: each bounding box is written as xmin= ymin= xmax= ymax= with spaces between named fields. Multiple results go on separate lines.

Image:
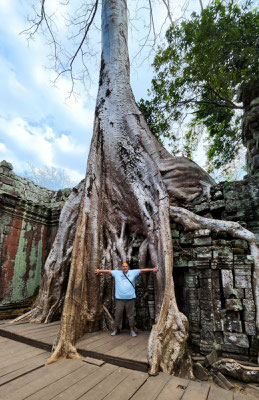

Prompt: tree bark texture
xmin=212 ymin=359 xmax=259 ymax=383
xmin=12 ymin=0 xmax=259 ymax=374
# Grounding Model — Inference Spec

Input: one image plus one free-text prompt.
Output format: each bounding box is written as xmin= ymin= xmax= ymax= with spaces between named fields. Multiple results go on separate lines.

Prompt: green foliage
xmin=139 ymin=0 xmax=259 ymax=170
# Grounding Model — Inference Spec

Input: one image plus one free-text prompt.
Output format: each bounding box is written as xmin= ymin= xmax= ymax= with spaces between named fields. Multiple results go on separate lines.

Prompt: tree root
xmin=148 ymin=283 xmax=193 ymax=377
xmin=46 ymin=341 xmax=83 ymax=365
xmin=147 ymin=201 xmax=194 ymax=377
xmin=103 ymin=304 xmax=114 ymax=330
xmin=211 ymin=359 xmax=259 ymax=383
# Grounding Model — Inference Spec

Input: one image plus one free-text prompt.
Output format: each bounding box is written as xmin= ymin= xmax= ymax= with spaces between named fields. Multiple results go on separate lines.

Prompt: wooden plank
xmin=105 ymin=334 xmax=146 ymax=357
xmin=0 ymin=351 xmax=48 ymax=378
xmin=3 ymin=359 xmax=84 ymax=400
xmin=51 ymin=363 xmax=118 ymax=400
xmin=0 ymin=328 xmax=149 ymax=374
xmin=76 ymin=331 xmax=110 ymax=347
xmin=79 ymin=366 xmax=130 ymax=400
xmin=0 ymin=347 xmax=46 ymax=369
xmin=134 ymin=346 xmax=148 ymax=363
xmin=181 ymin=380 xmax=210 ymax=400
xmin=103 ymin=370 xmax=148 ymax=400
xmin=207 ymin=385 xmax=233 ymax=400
xmin=0 ymin=337 xmax=46 ymax=355
xmin=25 ymin=324 xmax=59 ymax=334
xmin=0 ymin=344 xmax=43 ymax=362
xmin=131 ymin=372 xmax=171 ymax=400
xmin=119 ymin=341 xmax=148 ymax=362
xmin=156 ymin=376 xmax=190 ymax=400
xmin=24 ymin=327 xmax=59 ymax=340
xmin=0 ymin=353 xmax=49 ymax=386
xmin=40 ymin=335 xmax=57 ymax=345
xmin=0 ymin=337 xmax=31 ymax=349
xmin=0 ymin=336 xmax=42 ymax=354
xmin=0 ymin=322 xmax=59 ymax=335
xmin=82 ymin=357 xmax=105 ymax=366
xmin=0 ymin=321 xmax=33 ymax=327
xmin=79 ymin=332 xmax=123 ymax=351
xmin=86 ymin=334 xmax=134 ymax=354
xmin=0 ymin=358 xmax=58 ymax=398
xmin=234 ymin=393 xmax=258 ymax=400
xmin=77 ymin=348 xmax=148 ymax=372
xmin=0 ymin=328 xmax=53 ymax=352
xmin=25 ymin=362 xmax=98 ymax=400
xmin=12 ymin=328 xmax=58 ymax=342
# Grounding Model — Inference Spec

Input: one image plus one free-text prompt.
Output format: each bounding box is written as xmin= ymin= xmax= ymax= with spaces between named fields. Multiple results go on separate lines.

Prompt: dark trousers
xmin=114 ymin=298 xmax=136 ymax=328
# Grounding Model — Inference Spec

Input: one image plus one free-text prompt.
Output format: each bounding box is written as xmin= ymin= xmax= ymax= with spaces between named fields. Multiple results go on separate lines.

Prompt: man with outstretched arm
xmin=95 ymin=262 xmax=158 ymax=337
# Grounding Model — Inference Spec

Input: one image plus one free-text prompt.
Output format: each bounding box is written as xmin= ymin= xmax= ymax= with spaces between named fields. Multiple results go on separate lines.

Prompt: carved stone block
xmin=225 ymin=299 xmax=243 ymax=311
xmin=194 ymin=229 xmax=211 ymax=237
xmin=224 ymin=332 xmax=249 ymax=348
xmin=242 ymin=299 xmax=256 ymax=312
xmin=244 ymin=321 xmax=256 ymax=336
xmin=194 ymin=237 xmax=212 ymax=246
xmin=221 ymin=269 xmax=233 ymax=295
xmin=234 ymin=275 xmax=252 ymax=288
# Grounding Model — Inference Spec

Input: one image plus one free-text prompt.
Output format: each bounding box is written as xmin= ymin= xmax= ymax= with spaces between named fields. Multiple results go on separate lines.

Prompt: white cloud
xmin=0 ymin=0 xmax=96 ymax=180
xmin=55 ymin=134 xmax=87 ymax=155
xmin=63 ymin=167 xmax=85 ymax=183
xmin=0 ymin=117 xmax=54 ymax=165
xmin=0 ymin=142 xmax=7 ymax=152
xmin=44 ymin=126 xmax=55 ymax=140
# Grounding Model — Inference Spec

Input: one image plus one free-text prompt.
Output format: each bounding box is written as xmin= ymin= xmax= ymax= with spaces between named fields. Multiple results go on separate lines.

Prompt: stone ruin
xmin=0 ymin=82 xmax=259 ymax=362
xmin=0 ymin=160 xmax=71 ymax=317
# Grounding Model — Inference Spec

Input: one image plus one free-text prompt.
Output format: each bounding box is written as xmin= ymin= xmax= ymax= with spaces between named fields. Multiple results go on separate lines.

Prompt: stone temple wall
xmin=0 ymin=159 xmax=258 ymax=361
xmin=133 ymin=177 xmax=259 ymax=362
xmin=0 ymin=160 xmax=71 ymax=317
xmin=170 ymin=178 xmax=259 ymax=362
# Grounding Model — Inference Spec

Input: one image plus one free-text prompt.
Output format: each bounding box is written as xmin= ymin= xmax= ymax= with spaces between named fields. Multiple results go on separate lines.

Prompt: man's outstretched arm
xmin=95 ymin=269 xmax=112 ymax=275
xmin=140 ymin=267 xmax=158 ymax=274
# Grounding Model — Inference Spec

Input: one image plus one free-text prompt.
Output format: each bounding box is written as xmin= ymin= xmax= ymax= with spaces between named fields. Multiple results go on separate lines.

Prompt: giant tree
xmin=139 ymin=0 xmax=259 ymax=171
xmin=15 ymin=0 xmax=259 ymax=375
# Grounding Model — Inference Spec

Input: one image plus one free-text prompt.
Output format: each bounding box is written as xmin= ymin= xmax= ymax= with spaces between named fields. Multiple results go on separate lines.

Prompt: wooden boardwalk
xmin=0 ymin=321 xmax=149 ymax=371
xmin=0 ymin=337 xmax=257 ymax=400
xmin=0 ymin=322 xmax=257 ymax=399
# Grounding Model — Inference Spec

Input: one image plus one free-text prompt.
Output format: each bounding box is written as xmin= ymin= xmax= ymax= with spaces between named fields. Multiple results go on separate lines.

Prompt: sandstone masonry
xmin=0 ymin=160 xmax=71 ymax=317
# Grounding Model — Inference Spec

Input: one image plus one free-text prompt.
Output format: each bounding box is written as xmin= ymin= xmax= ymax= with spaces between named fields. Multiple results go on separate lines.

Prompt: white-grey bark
xmin=12 ymin=0 xmax=223 ymax=375
xmin=212 ymin=359 xmax=259 ymax=383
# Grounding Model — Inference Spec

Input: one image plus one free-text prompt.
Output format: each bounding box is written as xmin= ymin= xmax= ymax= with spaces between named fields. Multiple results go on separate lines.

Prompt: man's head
xmin=122 ymin=262 xmax=129 ymax=273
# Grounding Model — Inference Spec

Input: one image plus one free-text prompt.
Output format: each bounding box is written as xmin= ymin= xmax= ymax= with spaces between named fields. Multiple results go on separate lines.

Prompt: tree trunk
xmin=40 ymin=0 xmax=214 ymax=373
xmin=13 ymin=0 xmax=237 ymax=375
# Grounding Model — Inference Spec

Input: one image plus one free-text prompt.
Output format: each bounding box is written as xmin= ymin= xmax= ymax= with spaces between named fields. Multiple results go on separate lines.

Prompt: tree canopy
xmin=139 ymin=0 xmax=259 ymax=172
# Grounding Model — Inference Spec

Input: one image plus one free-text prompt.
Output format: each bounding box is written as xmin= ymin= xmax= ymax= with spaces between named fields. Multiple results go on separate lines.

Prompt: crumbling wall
xmin=0 ymin=160 xmax=71 ymax=317
xmin=170 ymin=178 xmax=259 ymax=362
xmin=0 ymin=160 xmax=258 ymax=361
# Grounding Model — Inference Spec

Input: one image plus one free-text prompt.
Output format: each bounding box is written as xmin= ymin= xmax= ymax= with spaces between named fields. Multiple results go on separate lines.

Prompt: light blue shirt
xmin=111 ymin=269 xmax=141 ymax=299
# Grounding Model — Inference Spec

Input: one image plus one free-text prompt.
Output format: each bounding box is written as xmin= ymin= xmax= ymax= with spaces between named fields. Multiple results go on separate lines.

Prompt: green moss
xmin=11 ymin=218 xmax=29 ymax=302
xmin=26 ymin=231 xmax=43 ymax=297
xmin=10 ymin=206 xmax=43 ymax=302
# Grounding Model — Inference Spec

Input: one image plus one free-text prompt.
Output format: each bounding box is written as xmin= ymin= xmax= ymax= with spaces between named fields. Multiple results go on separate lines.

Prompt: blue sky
xmin=0 ymin=0 xmax=207 ymax=187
